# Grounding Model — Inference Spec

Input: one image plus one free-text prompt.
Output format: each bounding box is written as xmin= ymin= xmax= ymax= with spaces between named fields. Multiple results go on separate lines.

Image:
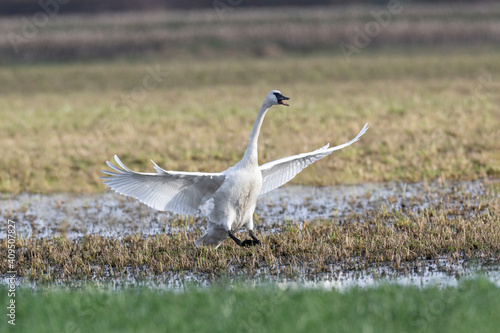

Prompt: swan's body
xmin=102 ymin=90 xmax=368 ymax=248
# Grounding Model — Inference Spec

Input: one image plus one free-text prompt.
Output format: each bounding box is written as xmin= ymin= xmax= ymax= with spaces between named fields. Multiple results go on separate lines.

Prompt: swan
xmin=101 ymin=90 xmax=368 ymax=248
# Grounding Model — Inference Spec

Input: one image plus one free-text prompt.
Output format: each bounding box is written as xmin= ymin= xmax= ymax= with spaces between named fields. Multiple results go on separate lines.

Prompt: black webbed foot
xmin=228 ymin=230 xmax=261 ymax=247
xmin=248 ymin=230 xmax=261 ymax=246
xmin=240 ymin=239 xmax=261 ymax=247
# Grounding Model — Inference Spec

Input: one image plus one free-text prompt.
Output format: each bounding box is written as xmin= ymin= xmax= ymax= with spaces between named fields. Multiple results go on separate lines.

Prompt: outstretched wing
xmin=101 ymin=155 xmax=225 ymax=214
xmin=259 ymin=123 xmax=368 ymax=195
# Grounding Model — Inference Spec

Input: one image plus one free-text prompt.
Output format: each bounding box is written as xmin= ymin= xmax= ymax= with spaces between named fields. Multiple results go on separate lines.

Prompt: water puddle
xmin=1 ymin=179 xmax=498 ymax=289
xmin=1 ymin=179 xmax=497 ymax=239
xmin=4 ymin=259 xmax=499 ymax=291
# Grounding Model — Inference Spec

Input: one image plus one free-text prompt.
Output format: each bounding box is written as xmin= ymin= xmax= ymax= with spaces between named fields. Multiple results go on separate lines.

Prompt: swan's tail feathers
xmin=195 ymin=227 xmax=228 ymax=249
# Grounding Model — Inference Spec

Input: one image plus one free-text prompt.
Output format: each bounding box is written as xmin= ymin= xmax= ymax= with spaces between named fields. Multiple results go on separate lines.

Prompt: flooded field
xmin=1 ymin=179 xmax=499 ymax=289
xmin=2 ymin=179 xmax=496 ymax=239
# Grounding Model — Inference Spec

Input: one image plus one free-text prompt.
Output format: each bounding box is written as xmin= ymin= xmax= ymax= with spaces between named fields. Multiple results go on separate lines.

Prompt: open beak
xmin=277 ymin=94 xmax=290 ymax=106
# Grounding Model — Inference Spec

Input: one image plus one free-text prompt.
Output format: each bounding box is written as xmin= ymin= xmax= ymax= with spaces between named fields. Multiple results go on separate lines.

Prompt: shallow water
xmin=3 ymin=259 xmax=499 ymax=291
xmin=0 ymin=179 xmax=495 ymax=239
xmin=1 ymin=179 xmax=498 ymax=289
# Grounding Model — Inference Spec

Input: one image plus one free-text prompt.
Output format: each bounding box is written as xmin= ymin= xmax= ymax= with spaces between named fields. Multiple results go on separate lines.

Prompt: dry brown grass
xmin=1 ymin=49 xmax=499 ymax=193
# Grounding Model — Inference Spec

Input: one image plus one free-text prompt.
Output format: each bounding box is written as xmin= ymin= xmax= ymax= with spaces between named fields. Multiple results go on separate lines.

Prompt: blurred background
xmin=1 ymin=0 xmax=499 ymax=63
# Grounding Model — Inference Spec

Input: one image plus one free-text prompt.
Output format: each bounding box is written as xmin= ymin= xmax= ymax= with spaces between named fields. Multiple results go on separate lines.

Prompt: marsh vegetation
xmin=0 ymin=4 xmax=499 ymax=332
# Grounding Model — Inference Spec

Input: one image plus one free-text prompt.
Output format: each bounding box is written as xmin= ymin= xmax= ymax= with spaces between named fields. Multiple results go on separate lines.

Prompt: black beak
xmin=274 ymin=92 xmax=290 ymax=106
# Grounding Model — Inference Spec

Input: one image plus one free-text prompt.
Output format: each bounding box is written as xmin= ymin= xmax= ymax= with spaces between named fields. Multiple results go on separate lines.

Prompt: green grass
xmin=1 ymin=47 xmax=499 ymax=193
xmin=1 ymin=278 xmax=499 ymax=333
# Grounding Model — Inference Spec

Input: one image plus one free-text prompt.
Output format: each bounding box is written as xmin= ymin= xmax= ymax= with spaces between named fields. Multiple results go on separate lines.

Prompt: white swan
xmin=101 ymin=90 xmax=368 ymax=248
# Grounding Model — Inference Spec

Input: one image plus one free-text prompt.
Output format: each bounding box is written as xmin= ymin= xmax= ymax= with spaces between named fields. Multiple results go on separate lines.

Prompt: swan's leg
xmin=241 ymin=216 xmax=260 ymax=246
xmin=227 ymin=231 xmax=242 ymax=246
xmin=248 ymin=230 xmax=261 ymax=245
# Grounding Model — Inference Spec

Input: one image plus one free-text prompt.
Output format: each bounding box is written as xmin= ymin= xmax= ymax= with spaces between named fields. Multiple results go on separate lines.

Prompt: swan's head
xmin=266 ymin=90 xmax=290 ymax=107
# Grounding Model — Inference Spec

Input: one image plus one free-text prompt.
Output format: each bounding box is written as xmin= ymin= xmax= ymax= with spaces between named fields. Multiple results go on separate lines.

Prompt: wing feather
xmin=259 ymin=123 xmax=368 ymax=195
xmin=101 ymin=155 xmax=225 ymax=214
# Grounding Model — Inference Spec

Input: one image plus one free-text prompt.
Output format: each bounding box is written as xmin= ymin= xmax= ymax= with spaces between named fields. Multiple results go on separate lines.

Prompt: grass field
xmin=1 ymin=5 xmax=499 ymax=332
xmin=1 ymin=278 xmax=500 ymax=333
xmin=1 ymin=47 xmax=499 ymax=193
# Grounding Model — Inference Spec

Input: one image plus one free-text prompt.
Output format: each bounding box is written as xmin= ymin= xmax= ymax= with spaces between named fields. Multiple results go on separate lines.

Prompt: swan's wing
xmin=259 ymin=123 xmax=368 ymax=195
xmin=101 ymin=155 xmax=225 ymax=214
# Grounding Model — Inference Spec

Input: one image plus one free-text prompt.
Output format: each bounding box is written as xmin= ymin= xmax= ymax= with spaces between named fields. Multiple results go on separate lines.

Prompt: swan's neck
xmin=241 ymin=103 xmax=269 ymax=166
